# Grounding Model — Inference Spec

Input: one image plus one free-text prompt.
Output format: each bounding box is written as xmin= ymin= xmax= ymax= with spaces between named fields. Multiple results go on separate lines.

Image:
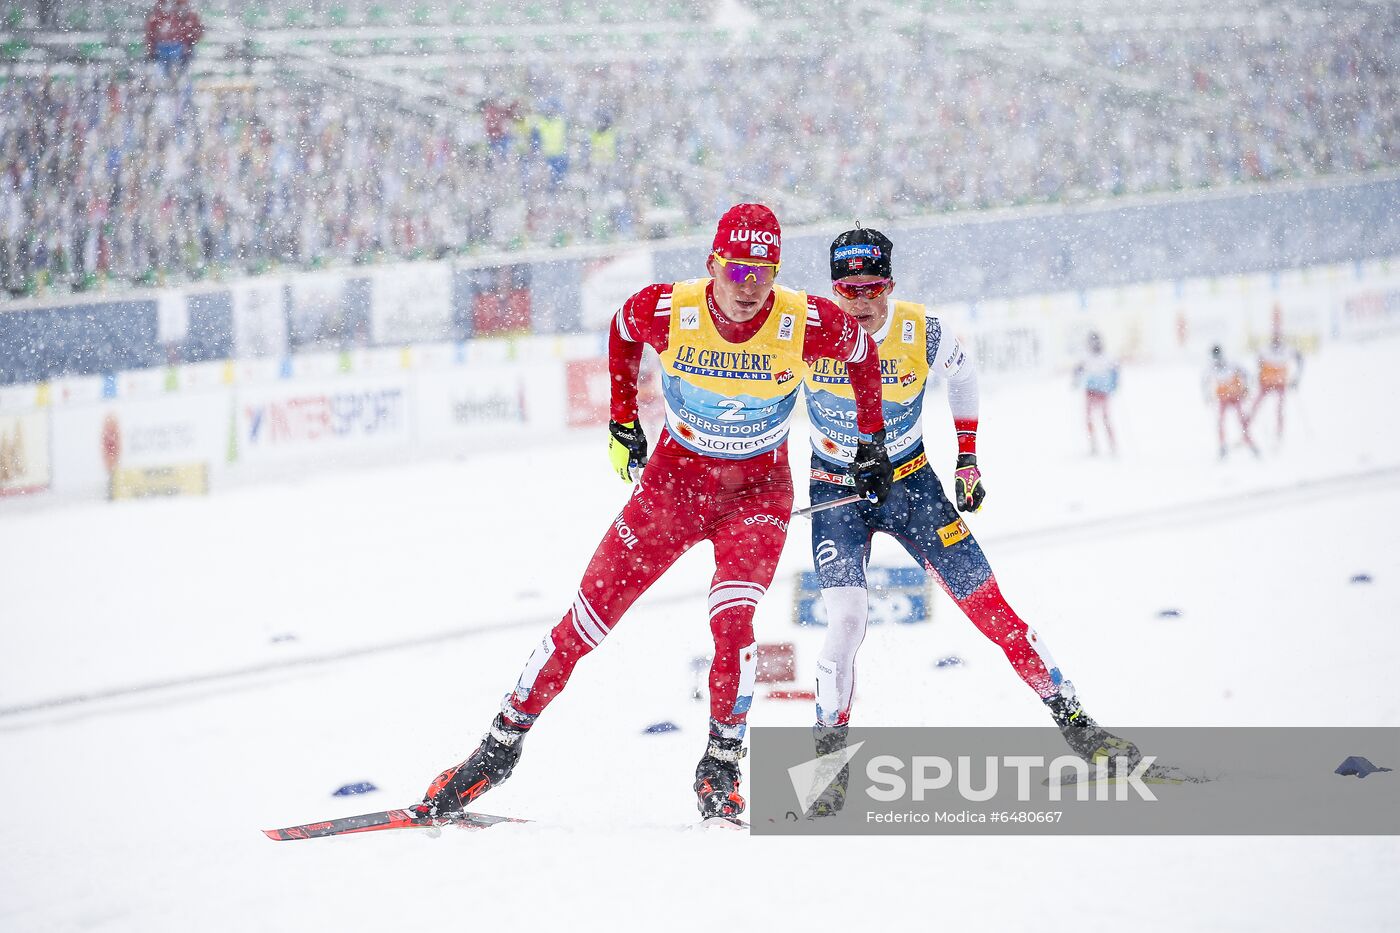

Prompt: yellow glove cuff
xmin=608 ymin=421 xmax=638 ymax=482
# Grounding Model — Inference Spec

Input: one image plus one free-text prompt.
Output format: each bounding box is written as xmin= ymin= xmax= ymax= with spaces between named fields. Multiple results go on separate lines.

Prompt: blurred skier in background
xmin=417 ymin=204 xmax=891 ymax=823
xmin=800 ymin=225 xmax=1142 ymax=817
xmin=173 ymin=0 xmax=205 ymax=73
xmin=1249 ymin=334 xmax=1303 ymax=444
xmin=1073 ymin=330 xmax=1120 ymax=456
xmin=144 ymin=0 xmax=181 ymax=76
xmin=1204 ymin=344 xmax=1259 ymax=460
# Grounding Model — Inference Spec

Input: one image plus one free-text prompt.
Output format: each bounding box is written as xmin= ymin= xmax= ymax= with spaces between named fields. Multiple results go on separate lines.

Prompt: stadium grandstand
xmin=0 ymin=0 xmax=1396 ymax=298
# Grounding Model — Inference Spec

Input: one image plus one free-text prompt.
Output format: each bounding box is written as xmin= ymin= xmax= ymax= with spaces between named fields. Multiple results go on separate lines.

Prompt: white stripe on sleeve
xmin=845 ymin=329 xmax=871 ymax=364
xmin=614 ymin=308 xmax=633 ymax=343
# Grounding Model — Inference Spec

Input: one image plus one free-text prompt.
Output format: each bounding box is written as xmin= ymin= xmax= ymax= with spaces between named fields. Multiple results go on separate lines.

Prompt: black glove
xmin=953 ymin=452 xmax=986 ymax=512
xmin=608 ymin=420 xmax=649 ymax=482
xmin=850 ymin=430 xmax=893 ymax=506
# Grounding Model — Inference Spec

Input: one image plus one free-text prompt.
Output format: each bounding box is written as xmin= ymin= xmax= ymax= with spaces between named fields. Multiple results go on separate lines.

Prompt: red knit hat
xmin=712 ymin=203 xmax=781 ymax=265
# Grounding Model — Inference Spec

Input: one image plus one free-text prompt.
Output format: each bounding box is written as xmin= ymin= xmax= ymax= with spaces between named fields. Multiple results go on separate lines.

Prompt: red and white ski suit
xmin=502 ymin=282 xmax=884 ymax=736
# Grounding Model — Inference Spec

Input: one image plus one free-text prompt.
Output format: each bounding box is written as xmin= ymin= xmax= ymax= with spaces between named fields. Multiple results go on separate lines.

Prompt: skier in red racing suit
xmin=418 ymin=203 xmax=892 ymax=821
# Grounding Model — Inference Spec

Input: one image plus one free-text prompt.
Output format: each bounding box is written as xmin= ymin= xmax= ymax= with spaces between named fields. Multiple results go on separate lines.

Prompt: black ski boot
xmin=421 ymin=713 xmax=528 ymax=816
xmin=694 ymin=734 xmax=746 ymax=820
xmin=1046 ymin=693 xmax=1142 ymax=775
xmin=806 ymin=723 xmax=851 ymax=818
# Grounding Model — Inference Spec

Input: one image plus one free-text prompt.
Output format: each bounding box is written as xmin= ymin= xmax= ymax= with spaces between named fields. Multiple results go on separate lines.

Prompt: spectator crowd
xmin=1 ymin=3 xmax=1395 ymax=297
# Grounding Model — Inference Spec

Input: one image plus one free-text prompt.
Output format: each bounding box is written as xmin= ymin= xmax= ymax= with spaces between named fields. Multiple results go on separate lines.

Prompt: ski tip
xmin=264 ymin=825 xmax=325 ymax=841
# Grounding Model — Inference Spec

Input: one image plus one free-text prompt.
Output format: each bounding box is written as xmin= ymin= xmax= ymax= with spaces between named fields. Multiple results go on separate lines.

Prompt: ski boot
xmin=806 ymin=722 xmax=851 ymax=819
xmin=694 ymin=734 xmax=747 ymax=820
xmin=1046 ymin=692 xmax=1141 ymax=775
xmin=420 ymin=713 xmax=528 ymax=817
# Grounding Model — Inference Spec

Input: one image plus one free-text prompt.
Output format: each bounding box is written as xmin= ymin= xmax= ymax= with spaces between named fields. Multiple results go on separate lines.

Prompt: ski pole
xmin=792 ymin=493 xmax=867 ymax=519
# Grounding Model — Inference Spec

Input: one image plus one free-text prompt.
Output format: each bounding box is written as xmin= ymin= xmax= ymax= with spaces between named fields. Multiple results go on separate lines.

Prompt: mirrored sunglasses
xmin=832 ymin=278 xmax=892 ymax=300
xmin=713 ymin=253 xmax=778 ymax=286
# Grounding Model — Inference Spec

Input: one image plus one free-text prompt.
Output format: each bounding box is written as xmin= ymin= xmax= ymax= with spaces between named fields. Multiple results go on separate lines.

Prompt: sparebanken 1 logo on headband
xmin=833 ymin=244 xmax=880 ymax=261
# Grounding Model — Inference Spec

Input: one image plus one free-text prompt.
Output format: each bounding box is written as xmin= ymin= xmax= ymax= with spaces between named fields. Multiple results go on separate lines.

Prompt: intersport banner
xmin=234 ymin=374 xmax=411 ymax=463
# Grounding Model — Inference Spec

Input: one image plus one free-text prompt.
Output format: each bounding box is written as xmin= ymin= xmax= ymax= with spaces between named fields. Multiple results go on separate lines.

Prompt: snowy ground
xmin=2 ymin=337 xmax=1399 ymax=931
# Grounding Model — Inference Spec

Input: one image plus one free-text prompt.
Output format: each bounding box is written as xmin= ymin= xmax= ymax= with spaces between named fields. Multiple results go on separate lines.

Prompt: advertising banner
xmin=370 ymin=263 xmax=453 ymax=345
xmin=792 ymin=566 xmax=933 ymax=626
xmin=234 ymin=374 xmax=411 ymax=463
xmin=417 ymin=364 xmax=530 ymax=444
xmin=580 ymin=248 xmax=653 ymax=332
xmin=109 ymin=463 xmax=209 ymax=500
xmin=48 ymin=391 xmax=229 ymax=496
xmin=0 ymin=410 xmax=51 ymax=496
xmin=288 ymin=272 xmax=355 ymax=351
xmin=565 ymin=357 xmax=610 ymax=429
xmin=1334 ymin=265 xmax=1400 ymax=340
xmin=155 ymin=291 xmax=189 ymax=347
xmin=469 ymin=264 xmax=533 ymax=337
xmin=231 ymin=278 xmax=288 ymax=359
